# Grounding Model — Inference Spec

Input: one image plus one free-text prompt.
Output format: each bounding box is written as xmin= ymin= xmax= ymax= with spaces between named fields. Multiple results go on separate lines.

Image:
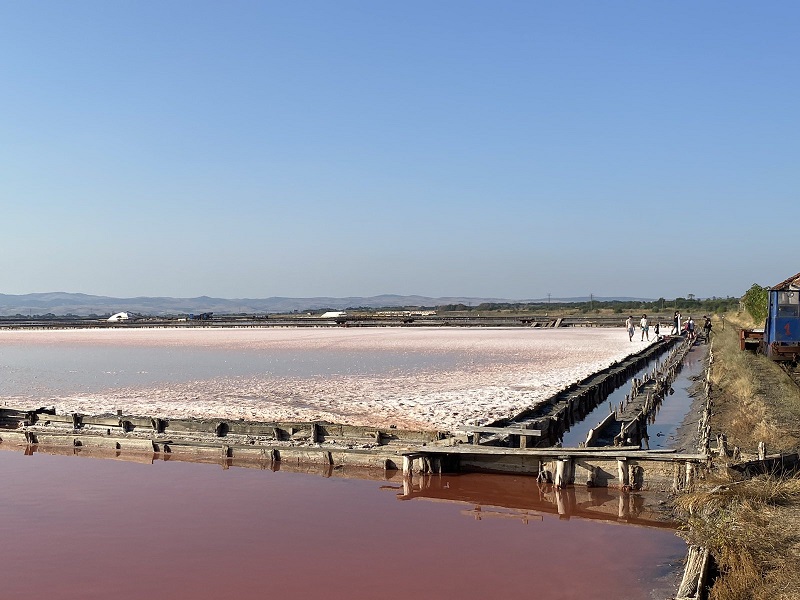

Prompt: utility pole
xmin=547 ymin=293 xmax=551 ymax=305
xmin=590 ymin=293 xmax=594 ymax=312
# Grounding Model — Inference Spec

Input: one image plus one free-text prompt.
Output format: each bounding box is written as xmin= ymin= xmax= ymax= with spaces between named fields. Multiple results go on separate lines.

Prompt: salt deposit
xmin=1 ymin=327 xmax=655 ymax=431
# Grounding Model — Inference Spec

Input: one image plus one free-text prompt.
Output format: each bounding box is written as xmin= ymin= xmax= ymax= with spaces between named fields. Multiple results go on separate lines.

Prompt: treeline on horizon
xmin=428 ymin=296 xmax=739 ymax=314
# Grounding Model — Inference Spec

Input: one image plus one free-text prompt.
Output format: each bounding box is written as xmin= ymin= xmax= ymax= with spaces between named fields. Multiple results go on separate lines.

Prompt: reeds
xmin=675 ymin=474 xmax=800 ymax=600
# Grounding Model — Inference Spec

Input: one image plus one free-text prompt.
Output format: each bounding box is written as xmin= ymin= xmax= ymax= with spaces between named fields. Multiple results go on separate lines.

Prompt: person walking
xmin=625 ymin=315 xmax=635 ymax=341
xmin=640 ymin=314 xmax=649 ymax=341
xmin=687 ymin=316 xmax=696 ymax=341
xmin=671 ymin=311 xmax=681 ymax=335
xmin=703 ymin=315 xmax=712 ymax=343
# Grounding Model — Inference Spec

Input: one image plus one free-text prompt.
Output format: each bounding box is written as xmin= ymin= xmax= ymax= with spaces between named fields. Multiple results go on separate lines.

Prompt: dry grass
xmin=676 ymin=312 xmax=800 ymax=599
xmin=676 ymin=474 xmax=800 ymax=600
xmin=709 ymin=314 xmax=800 ymax=453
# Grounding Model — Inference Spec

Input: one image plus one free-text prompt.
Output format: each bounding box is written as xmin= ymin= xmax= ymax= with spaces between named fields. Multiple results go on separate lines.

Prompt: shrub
xmin=742 ymin=284 xmax=768 ymax=324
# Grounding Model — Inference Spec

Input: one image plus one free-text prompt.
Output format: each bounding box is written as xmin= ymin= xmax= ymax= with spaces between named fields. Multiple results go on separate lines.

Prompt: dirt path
xmin=668 ymin=342 xmax=708 ymax=454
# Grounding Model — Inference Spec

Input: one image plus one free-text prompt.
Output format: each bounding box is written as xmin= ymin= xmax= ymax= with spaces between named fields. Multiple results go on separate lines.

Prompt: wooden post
xmin=758 ymin=441 xmax=766 ymax=461
xmin=519 ymin=423 xmax=535 ymax=449
xmin=685 ymin=462 xmax=694 ymax=490
xmin=628 ymin=464 xmax=640 ymax=490
xmin=617 ymin=458 xmax=628 ymax=488
xmin=555 ymin=457 xmax=571 ymax=488
xmin=676 ymin=546 xmax=710 ymax=600
xmin=310 ymin=422 xmax=320 ymax=444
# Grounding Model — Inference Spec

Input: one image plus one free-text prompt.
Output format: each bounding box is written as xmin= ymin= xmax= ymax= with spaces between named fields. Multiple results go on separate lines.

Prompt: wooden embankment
xmin=0 ymin=402 xmax=708 ymax=492
xmin=401 ymin=445 xmax=707 ymax=492
xmin=459 ymin=336 xmax=683 ymax=447
xmin=585 ymin=337 xmax=695 ymax=448
xmin=0 ymin=335 xmax=707 ymax=490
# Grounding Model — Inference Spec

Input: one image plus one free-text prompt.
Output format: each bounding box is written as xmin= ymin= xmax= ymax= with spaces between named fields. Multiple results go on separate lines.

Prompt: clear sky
xmin=2 ymin=1 xmax=797 ymax=300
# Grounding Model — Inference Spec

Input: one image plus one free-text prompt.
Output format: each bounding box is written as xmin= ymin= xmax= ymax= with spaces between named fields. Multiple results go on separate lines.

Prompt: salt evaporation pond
xmin=0 ymin=447 xmax=686 ymax=600
xmin=0 ymin=327 xmax=653 ymax=430
xmin=0 ymin=327 xmax=686 ymax=599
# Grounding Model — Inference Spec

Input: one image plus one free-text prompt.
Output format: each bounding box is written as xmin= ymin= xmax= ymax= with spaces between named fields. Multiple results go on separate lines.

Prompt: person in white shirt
xmin=640 ymin=314 xmax=649 ymax=341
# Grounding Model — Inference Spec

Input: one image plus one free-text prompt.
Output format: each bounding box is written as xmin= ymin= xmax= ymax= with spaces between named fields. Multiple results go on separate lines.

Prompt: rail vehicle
xmin=763 ymin=271 xmax=800 ymax=362
xmin=738 ymin=272 xmax=800 ymax=364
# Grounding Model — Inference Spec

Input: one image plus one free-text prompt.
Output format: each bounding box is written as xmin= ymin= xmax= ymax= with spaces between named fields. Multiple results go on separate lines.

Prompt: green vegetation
xmin=741 ymin=284 xmax=769 ymax=324
xmin=434 ymin=297 xmax=739 ymax=315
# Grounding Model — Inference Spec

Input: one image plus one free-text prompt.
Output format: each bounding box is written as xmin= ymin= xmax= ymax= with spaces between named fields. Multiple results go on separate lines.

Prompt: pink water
xmin=0 ymin=445 xmax=685 ymax=600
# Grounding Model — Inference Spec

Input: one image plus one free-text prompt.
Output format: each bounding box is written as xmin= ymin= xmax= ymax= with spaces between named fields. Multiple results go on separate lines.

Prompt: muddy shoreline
xmin=670 ymin=344 xmax=710 ymax=454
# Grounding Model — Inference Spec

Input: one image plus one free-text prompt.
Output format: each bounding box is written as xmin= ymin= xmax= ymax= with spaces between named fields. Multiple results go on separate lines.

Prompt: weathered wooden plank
xmin=676 ymin=545 xmax=710 ymax=600
xmin=457 ymin=426 xmax=542 ymax=437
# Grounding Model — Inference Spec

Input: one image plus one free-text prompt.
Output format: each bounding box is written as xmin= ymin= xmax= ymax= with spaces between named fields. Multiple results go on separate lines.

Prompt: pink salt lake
xmin=0 ymin=446 xmax=685 ymax=600
xmin=0 ymin=327 xmax=684 ymax=599
xmin=0 ymin=327 xmax=654 ymax=430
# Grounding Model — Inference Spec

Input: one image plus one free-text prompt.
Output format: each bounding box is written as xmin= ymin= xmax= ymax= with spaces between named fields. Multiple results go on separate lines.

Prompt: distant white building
xmin=107 ymin=312 xmax=131 ymax=322
xmin=319 ymin=311 xmax=346 ymax=318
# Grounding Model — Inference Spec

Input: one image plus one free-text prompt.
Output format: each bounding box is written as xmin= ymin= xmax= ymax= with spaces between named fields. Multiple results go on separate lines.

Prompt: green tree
xmin=742 ymin=284 xmax=768 ymax=324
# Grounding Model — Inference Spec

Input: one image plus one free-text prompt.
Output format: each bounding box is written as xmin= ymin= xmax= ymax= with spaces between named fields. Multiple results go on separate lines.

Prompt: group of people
xmin=625 ymin=314 xmax=658 ymax=341
xmin=671 ymin=311 xmax=713 ymax=342
xmin=625 ymin=311 xmax=713 ymax=343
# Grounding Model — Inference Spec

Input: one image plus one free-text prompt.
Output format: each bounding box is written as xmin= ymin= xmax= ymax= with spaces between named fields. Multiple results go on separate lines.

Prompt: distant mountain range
xmin=0 ymin=292 xmax=653 ymax=317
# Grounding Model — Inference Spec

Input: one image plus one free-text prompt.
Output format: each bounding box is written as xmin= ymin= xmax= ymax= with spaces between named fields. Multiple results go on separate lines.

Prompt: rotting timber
xmin=460 ymin=335 xmax=686 ymax=448
xmin=0 ymin=335 xmax=707 ymax=491
xmin=585 ymin=336 xmax=695 ymax=448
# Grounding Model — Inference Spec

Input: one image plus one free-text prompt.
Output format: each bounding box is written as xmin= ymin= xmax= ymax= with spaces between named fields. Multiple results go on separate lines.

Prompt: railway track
xmin=780 ymin=362 xmax=800 ymax=389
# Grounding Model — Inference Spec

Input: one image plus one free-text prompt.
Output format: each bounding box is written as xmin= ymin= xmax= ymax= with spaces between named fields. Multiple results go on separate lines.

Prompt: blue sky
xmin=2 ymin=2 xmax=797 ymax=300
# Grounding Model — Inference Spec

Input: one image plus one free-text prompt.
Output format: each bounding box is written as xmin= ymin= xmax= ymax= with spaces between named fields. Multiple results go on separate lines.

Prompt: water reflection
xmin=398 ymin=471 xmax=675 ymax=528
xmin=13 ymin=442 xmax=676 ymax=530
xmin=0 ymin=442 xmax=685 ymax=600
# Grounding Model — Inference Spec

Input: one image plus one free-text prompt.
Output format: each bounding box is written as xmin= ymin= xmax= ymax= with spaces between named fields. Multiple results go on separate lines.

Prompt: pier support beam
xmin=617 ymin=458 xmax=629 ymax=488
xmin=555 ymin=457 xmax=572 ymax=488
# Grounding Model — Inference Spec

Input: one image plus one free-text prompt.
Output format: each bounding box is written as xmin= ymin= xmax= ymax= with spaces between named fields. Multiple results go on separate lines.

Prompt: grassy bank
xmin=709 ymin=313 xmax=800 ymax=454
xmin=675 ymin=313 xmax=800 ymax=599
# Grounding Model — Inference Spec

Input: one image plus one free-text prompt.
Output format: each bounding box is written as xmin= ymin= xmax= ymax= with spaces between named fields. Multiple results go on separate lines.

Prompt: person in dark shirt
xmin=703 ymin=316 xmax=712 ymax=342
